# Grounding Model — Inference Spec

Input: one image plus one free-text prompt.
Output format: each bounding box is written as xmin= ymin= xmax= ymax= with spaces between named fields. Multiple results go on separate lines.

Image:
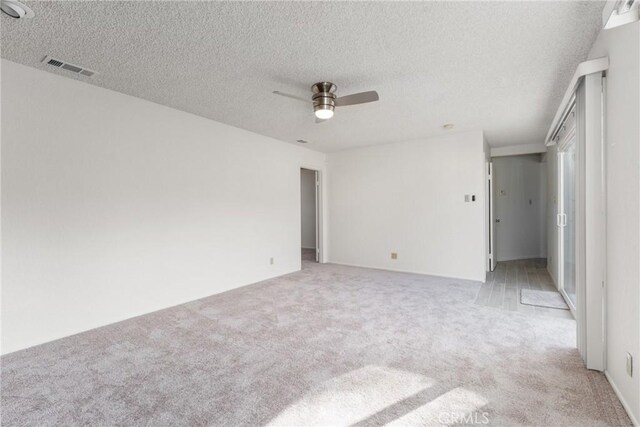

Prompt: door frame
xmin=300 ymin=166 xmax=324 ymax=264
xmin=487 ymin=161 xmax=496 ymax=272
xmin=553 ymin=75 xmax=606 ymax=371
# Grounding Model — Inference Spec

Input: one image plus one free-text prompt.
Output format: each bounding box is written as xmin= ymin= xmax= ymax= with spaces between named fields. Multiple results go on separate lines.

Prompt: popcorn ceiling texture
xmin=0 ymin=1 xmax=604 ymax=152
xmin=1 ymin=261 xmax=631 ymax=426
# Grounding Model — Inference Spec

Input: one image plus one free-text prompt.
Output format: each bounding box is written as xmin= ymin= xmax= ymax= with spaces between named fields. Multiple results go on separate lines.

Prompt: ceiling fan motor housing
xmin=312 ymin=82 xmax=337 ymax=116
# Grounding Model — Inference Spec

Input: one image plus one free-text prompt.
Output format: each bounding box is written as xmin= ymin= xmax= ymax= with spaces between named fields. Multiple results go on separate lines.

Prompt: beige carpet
xmin=1 ymin=261 xmax=631 ymax=426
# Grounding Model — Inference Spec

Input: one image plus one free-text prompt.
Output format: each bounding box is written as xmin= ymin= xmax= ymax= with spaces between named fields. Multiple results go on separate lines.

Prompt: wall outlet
xmin=626 ymin=352 xmax=633 ymax=377
xmin=391 ymin=252 xmax=398 ymax=260
xmin=270 ymin=257 xmax=274 ymax=265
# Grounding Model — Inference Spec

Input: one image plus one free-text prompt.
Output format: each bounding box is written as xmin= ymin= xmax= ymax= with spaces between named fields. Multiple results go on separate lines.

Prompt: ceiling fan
xmin=273 ymin=82 xmax=379 ymax=123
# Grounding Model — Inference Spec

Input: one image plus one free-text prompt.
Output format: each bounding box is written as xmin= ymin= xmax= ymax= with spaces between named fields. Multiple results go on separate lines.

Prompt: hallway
xmin=475 ymin=259 xmax=573 ymax=319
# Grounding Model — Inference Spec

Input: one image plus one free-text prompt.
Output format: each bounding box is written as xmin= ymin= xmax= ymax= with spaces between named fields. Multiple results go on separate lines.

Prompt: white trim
xmin=490 ymin=143 xmax=547 ymax=157
xmin=330 ymin=262 xmax=483 ymax=283
xmin=605 ymin=371 xmax=639 ymax=426
xmin=583 ymin=73 xmax=606 ymax=371
xmin=546 ymin=57 xmax=609 ymax=146
xmin=602 ymin=0 xmax=619 ymax=26
xmin=300 ymin=164 xmax=326 ymax=264
xmin=602 ymin=0 xmax=640 ymax=29
xmin=487 ymin=161 xmax=496 ymax=272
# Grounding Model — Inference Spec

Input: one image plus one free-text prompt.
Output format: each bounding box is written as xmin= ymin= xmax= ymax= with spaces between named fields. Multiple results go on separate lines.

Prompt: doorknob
xmin=495 ymin=219 xmax=501 ymax=223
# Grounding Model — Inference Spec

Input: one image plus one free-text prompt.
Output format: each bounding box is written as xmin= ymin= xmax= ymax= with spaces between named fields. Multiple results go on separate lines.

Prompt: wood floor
xmin=301 ymin=248 xmax=316 ymax=262
xmin=475 ymin=258 xmax=574 ymax=319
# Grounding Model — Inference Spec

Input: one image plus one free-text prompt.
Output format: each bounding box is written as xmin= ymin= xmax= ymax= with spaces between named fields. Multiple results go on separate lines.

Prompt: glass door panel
xmin=560 ymin=137 xmax=577 ymax=307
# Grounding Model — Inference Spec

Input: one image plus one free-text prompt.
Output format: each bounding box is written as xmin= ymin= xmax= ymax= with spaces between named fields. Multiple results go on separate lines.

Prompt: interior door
xmin=488 ymin=161 xmax=497 ymax=271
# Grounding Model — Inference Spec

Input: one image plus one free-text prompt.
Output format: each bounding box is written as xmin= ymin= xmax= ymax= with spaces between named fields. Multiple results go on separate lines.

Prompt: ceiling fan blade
xmin=272 ymin=90 xmax=310 ymax=103
xmin=335 ymin=90 xmax=379 ymax=107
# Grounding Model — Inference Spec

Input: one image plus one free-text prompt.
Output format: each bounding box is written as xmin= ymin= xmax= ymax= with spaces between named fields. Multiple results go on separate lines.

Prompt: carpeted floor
xmin=1 ymin=261 xmax=631 ymax=426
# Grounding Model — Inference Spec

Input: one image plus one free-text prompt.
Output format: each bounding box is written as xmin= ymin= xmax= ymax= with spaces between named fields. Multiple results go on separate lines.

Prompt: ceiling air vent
xmin=42 ymin=56 xmax=97 ymax=77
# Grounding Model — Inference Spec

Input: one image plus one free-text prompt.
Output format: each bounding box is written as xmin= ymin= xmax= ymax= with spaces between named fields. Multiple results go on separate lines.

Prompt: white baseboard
xmin=496 ymin=255 xmax=546 ymax=262
xmin=546 ymin=264 xmax=560 ymax=291
xmin=605 ymin=370 xmax=639 ymax=426
xmin=330 ymin=262 xmax=483 ymax=283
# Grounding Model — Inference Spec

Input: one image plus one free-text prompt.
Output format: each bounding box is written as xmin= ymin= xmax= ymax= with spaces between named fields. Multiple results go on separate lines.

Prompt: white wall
xmin=300 ymin=169 xmax=316 ymax=249
xmin=0 ymin=60 xmax=327 ymax=354
xmin=493 ymin=154 xmax=547 ymax=261
xmin=588 ymin=22 xmax=640 ymax=423
xmin=328 ymin=131 xmax=486 ymax=282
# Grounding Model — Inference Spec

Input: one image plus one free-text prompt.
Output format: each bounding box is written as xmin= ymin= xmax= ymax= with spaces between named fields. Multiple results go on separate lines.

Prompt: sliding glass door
xmin=556 ymin=100 xmax=578 ymax=311
xmin=559 ymin=135 xmax=577 ymax=307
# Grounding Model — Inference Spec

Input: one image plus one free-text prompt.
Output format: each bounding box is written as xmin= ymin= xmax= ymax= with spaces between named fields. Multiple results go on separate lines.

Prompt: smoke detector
xmin=1 ymin=0 xmax=34 ymax=19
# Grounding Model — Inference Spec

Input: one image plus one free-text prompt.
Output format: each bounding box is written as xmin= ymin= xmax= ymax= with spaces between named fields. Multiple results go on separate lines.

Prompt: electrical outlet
xmin=391 ymin=252 xmax=398 ymax=260
xmin=270 ymin=257 xmax=274 ymax=265
xmin=626 ymin=352 xmax=633 ymax=377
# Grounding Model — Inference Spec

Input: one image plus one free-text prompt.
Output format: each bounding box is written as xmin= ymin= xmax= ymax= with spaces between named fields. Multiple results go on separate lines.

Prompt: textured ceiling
xmin=1 ymin=1 xmax=604 ymax=152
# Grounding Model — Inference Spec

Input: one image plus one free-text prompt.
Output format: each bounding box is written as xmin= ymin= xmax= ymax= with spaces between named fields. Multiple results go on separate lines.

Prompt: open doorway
xmin=479 ymin=153 xmax=572 ymax=319
xmin=300 ymin=168 xmax=319 ymax=263
xmin=493 ymin=154 xmax=547 ymax=264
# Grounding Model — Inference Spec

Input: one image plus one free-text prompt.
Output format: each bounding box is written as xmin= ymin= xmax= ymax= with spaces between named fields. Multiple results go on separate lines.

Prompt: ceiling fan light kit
xmin=1 ymin=0 xmax=34 ymax=18
xmin=312 ymin=82 xmax=337 ymax=120
xmin=273 ymin=81 xmax=379 ymax=123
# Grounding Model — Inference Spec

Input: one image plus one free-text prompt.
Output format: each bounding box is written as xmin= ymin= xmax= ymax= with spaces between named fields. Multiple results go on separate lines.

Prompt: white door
xmin=488 ymin=161 xmax=497 ymax=271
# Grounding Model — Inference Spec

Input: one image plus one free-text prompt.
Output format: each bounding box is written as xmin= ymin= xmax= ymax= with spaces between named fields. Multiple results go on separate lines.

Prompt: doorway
xmin=300 ymin=168 xmax=319 ymax=263
xmin=492 ymin=154 xmax=547 ymax=263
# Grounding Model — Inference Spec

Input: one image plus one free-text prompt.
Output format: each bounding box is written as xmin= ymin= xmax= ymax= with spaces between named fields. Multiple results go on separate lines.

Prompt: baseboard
xmin=546 ymin=265 xmax=561 ymax=291
xmin=605 ymin=370 xmax=639 ymax=426
xmin=330 ymin=261 xmax=483 ymax=283
xmin=496 ymin=255 xmax=546 ymax=262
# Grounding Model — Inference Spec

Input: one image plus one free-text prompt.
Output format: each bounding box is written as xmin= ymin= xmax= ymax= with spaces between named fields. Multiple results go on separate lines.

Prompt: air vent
xmin=42 ymin=56 xmax=97 ymax=78
xmin=47 ymin=59 xmax=63 ymax=68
